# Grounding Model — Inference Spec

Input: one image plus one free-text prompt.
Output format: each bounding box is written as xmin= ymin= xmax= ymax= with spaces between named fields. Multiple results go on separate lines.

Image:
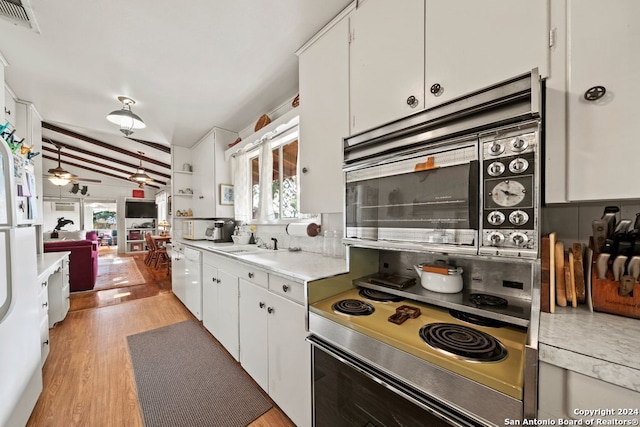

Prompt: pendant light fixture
xmin=106 ymin=96 xmax=146 ymax=136
xmin=47 ymin=145 xmax=72 ymax=186
xmin=129 ymin=151 xmax=153 ymax=186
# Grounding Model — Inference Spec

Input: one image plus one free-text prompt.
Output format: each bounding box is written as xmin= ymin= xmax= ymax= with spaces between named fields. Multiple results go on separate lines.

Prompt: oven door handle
xmin=306 ymin=335 xmax=475 ymax=427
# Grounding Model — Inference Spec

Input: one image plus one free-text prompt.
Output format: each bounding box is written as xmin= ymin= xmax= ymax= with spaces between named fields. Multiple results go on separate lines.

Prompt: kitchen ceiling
xmin=0 ymin=0 xmax=351 ymax=178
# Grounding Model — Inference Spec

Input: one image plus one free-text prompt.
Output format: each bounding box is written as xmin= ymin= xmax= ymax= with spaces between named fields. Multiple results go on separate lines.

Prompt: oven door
xmin=309 ymin=336 xmax=481 ymax=427
xmin=345 ymin=139 xmax=479 ymax=250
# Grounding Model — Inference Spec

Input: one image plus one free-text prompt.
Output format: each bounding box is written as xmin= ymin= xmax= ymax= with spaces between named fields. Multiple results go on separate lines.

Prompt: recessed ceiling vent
xmin=0 ymin=0 xmax=40 ymax=33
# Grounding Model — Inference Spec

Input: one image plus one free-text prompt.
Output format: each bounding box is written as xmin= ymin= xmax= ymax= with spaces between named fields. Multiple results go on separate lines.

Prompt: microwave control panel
xmin=480 ymin=127 xmax=539 ymax=258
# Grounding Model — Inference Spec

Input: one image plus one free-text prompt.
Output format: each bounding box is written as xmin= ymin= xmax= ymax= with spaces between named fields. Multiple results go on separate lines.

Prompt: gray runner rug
xmin=127 ymin=320 xmax=272 ymax=427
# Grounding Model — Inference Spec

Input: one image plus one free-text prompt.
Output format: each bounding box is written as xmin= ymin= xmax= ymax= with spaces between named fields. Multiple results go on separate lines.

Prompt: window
xmin=250 ymin=134 xmax=299 ymax=220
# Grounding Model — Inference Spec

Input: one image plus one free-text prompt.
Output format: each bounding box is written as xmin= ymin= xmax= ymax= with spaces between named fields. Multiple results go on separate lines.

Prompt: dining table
xmin=151 ymin=235 xmax=172 ymax=247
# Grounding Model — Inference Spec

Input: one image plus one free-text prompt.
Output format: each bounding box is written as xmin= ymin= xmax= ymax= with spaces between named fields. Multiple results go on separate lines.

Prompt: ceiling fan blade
xmin=69 ymin=177 xmax=102 ymax=183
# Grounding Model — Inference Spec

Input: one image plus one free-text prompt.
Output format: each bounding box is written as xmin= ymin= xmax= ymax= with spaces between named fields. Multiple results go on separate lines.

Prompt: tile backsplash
xmin=542 ymin=201 xmax=640 ymax=244
xmin=248 ymin=213 xmax=344 ymax=256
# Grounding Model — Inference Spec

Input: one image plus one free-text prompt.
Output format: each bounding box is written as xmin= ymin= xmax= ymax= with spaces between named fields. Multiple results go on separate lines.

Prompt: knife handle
xmin=596 ymin=253 xmax=610 ymax=280
xmin=628 ymin=256 xmax=640 ymax=281
xmin=612 ymin=255 xmax=627 ymax=281
xmin=592 ymin=219 xmax=608 ymax=254
xmin=619 ymin=275 xmax=635 ymax=296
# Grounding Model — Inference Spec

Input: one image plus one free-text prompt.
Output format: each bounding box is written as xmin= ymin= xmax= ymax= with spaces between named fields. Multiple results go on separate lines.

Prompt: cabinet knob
xmin=282 ymin=284 xmax=289 ymax=293
xmin=406 ymin=95 xmax=419 ymax=108
xmin=42 ymin=282 xmax=48 ymax=287
xmin=584 ymin=85 xmax=606 ymax=101
xmin=302 ymin=167 xmax=309 ymax=174
xmin=211 ymin=277 xmax=217 ymax=282
xmin=4 ymin=107 xmax=10 ymax=115
xmin=43 ymin=340 xmax=49 ymax=346
xmin=216 ymin=278 xmax=221 ymax=283
xmin=199 ymin=196 xmax=204 ymax=199
xmin=267 ymin=307 xmax=274 ymax=314
xmin=430 ymin=83 xmax=443 ymax=96
xmin=259 ymin=302 xmax=265 ymax=309
xmin=42 ymin=302 xmax=48 ymax=308
xmin=248 ymin=272 xmax=254 ymax=279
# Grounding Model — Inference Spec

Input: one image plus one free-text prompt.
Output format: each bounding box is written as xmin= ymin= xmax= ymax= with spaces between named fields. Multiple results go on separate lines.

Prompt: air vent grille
xmin=0 ymin=0 xmax=34 ymax=29
xmin=55 ymin=203 xmax=75 ymax=212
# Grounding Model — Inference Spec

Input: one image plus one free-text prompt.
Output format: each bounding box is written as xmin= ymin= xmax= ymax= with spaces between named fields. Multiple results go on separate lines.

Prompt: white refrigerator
xmin=0 ymin=134 xmax=40 ymax=427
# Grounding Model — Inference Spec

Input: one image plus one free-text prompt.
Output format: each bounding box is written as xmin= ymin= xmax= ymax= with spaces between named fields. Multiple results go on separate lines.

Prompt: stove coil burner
xmin=332 ymin=299 xmax=375 ymax=316
xmin=449 ymin=309 xmax=505 ymax=328
xmin=358 ymin=288 xmax=404 ymax=302
xmin=469 ymin=293 xmax=508 ymax=308
xmin=419 ymin=323 xmax=508 ymax=362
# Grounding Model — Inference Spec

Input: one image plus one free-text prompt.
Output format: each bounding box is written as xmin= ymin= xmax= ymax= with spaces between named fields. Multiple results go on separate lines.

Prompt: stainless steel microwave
xmin=342 ymin=70 xmax=542 ymax=259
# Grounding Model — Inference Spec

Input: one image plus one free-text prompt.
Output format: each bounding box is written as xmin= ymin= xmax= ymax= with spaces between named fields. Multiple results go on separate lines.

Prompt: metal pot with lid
xmin=413 ymin=260 xmax=463 ymax=293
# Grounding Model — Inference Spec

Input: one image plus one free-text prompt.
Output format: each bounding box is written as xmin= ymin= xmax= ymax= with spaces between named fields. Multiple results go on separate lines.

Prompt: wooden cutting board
xmin=567 ymin=250 xmax=577 ymax=308
xmin=541 ymin=236 xmax=551 ymax=313
xmin=549 ymin=232 xmax=556 ymax=313
xmin=555 ymin=240 xmax=567 ymax=307
xmin=572 ymin=243 xmax=586 ymax=303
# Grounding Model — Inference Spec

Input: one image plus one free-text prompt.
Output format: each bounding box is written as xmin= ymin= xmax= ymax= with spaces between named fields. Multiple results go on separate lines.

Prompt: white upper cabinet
xmin=546 ymin=0 xmax=640 ymax=202
xmin=191 ymin=127 xmax=237 ymax=218
xmin=424 ymin=0 xmax=548 ymax=108
xmin=298 ymin=7 xmax=351 ymax=214
xmin=349 ymin=0 xmax=425 ymax=135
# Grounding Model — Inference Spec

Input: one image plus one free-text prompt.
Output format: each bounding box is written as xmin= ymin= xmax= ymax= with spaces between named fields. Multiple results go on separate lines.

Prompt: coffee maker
xmin=206 ymin=218 xmax=236 ymax=242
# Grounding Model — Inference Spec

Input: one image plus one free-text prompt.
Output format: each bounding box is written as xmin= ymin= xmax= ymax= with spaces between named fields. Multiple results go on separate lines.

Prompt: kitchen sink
xmin=210 ymin=245 xmax=265 ymax=255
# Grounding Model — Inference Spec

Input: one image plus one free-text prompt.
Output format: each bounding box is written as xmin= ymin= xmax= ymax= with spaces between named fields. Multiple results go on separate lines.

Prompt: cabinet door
xmin=350 ymin=0 xmax=425 ymax=135
xmin=564 ymin=0 xmax=640 ymax=201
xmin=239 ymin=279 xmax=269 ymax=391
xmin=267 ymin=293 xmax=311 ymax=427
xmin=201 ymin=262 xmax=218 ymax=336
xmin=171 ymin=249 xmax=186 ymax=304
xmin=216 ymin=269 xmax=239 ymax=361
xmin=191 ymin=134 xmax=214 ymax=216
xmin=299 ymin=14 xmax=350 ymax=214
xmin=425 ymin=1 xmax=547 ymax=109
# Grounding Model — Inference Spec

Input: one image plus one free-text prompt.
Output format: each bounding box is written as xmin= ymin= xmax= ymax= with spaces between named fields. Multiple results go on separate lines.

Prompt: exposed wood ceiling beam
xmin=125 ymin=137 xmax=171 ymax=154
xmin=42 ymin=122 xmax=171 ymax=169
xmin=42 ymin=146 xmax=167 ymax=186
xmin=43 ymin=138 xmax=171 ymax=180
xmin=43 ymin=154 xmax=160 ymax=189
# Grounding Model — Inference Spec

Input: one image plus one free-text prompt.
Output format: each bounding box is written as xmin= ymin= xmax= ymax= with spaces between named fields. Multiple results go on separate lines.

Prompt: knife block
xmin=591 ymin=263 xmax=640 ymax=320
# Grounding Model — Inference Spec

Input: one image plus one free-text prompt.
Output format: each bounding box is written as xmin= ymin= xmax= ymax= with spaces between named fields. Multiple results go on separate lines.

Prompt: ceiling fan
xmin=46 ymin=145 xmax=102 ymax=186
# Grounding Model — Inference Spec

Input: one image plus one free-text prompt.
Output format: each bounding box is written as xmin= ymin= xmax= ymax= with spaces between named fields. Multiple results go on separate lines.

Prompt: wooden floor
xmin=27 ymin=249 xmax=295 ymax=427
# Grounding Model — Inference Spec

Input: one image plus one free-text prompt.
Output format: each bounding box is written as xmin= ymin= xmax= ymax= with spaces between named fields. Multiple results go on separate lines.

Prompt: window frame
xmin=248 ymin=128 xmax=300 ymax=222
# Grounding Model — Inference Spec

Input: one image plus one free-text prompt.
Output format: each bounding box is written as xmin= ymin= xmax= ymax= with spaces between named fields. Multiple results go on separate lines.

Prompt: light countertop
xmin=177 ymin=240 xmax=349 ymax=282
xmin=37 ymin=252 xmax=70 ymax=280
xmin=539 ymin=306 xmax=640 ymax=392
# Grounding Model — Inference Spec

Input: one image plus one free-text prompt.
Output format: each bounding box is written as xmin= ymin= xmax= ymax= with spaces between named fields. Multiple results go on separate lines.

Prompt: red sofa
xmin=44 ymin=231 xmax=99 ymax=292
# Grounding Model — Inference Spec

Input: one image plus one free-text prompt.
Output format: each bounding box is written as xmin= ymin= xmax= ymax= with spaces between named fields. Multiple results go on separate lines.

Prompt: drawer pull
xmin=267 ymin=307 xmax=274 ymax=314
xmin=43 ymin=340 xmax=49 ymax=346
xmin=42 ymin=302 xmax=48 ymax=308
xmin=282 ymin=284 xmax=289 ymax=293
xmin=42 ymin=282 xmax=47 ymax=287
xmin=259 ymin=302 xmax=265 ymax=309
xmin=211 ymin=277 xmax=217 ymax=282
xmin=248 ymin=272 xmax=254 ymax=279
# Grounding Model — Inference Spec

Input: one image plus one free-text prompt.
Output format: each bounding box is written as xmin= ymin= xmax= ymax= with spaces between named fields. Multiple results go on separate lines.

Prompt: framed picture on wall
xmin=220 ymin=184 xmax=234 ymax=205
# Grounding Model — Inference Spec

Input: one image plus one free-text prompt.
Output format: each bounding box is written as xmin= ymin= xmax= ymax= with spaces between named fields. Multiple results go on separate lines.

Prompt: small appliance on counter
xmin=204 ymin=219 xmax=235 ymax=242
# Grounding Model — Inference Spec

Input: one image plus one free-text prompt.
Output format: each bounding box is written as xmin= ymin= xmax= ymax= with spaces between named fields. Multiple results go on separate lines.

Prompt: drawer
xmin=38 ymin=285 xmax=49 ymax=320
xmin=269 ymin=274 xmax=304 ymax=304
xmin=236 ymin=263 xmax=268 ymax=288
xmin=39 ymin=316 xmax=50 ymax=365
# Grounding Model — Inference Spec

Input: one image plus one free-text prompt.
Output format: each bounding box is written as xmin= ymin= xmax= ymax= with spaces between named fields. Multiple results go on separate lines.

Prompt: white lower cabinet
xmin=47 ymin=256 xmax=70 ymax=327
xmin=538 ymin=362 xmax=640 ymax=420
xmin=202 ymin=253 xmax=239 ymax=361
xmin=239 ymin=278 xmax=311 ymax=427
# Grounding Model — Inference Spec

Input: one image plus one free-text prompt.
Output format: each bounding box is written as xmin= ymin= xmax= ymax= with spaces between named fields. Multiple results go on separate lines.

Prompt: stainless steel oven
xmin=343 ymin=70 xmax=542 ymax=259
xmin=306 ymin=70 xmax=543 ymax=427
